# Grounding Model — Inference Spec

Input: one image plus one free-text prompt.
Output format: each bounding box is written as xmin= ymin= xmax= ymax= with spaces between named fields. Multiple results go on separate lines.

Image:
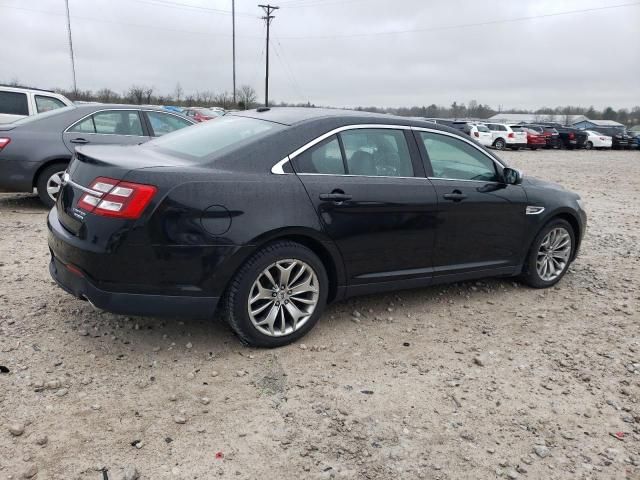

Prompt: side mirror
xmin=503 ymin=167 xmax=523 ymax=185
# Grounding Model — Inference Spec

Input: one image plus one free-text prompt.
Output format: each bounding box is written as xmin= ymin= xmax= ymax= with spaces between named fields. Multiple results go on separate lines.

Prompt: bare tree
xmin=126 ymin=86 xmax=146 ymax=104
xmin=237 ymin=85 xmax=257 ymax=110
xmin=173 ymin=82 xmax=183 ymax=103
xmin=213 ymin=91 xmax=233 ymax=109
xmin=96 ymin=88 xmax=119 ymax=103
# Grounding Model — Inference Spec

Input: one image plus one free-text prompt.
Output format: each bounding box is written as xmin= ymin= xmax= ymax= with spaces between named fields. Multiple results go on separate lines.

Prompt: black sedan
xmin=0 ymin=104 xmax=195 ymax=206
xmin=48 ymin=108 xmax=587 ymax=347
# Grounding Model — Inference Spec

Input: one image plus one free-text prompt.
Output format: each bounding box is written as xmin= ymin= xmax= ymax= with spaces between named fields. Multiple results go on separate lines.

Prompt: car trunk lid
xmin=57 ymin=144 xmax=188 ymax=236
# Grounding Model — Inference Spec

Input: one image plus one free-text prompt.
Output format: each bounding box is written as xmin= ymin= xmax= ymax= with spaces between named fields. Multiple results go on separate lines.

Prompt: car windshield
xmin=11 ymin=105 xmax=76 ymax=126
xmin=148 ymin=115 xmax=285 ymax=160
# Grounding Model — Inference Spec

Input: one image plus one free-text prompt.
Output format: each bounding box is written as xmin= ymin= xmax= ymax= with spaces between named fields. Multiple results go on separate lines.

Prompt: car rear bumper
xmin=49 ymin=255 xmax=219 ymax=318
xmin=47 ymin=207 xmax=221 ymax=319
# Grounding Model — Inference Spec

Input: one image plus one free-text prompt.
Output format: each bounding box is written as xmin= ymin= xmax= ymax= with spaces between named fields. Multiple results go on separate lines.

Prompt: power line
xmin=272 ymin=36 xmax=306 ymax=103
xmin=277 ymin=1 xmax=640 ymax=39
xmin=0 ymin=3 xmax=262 ymax=38
xmin=128 ymin=0 xmax=258 ymax=17
xmin=259 ymin=4 xmax=279 ymax=107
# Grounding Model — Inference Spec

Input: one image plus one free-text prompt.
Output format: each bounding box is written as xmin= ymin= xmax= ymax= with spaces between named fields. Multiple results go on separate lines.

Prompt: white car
xmin=469 ymin=123 xmax=493 ymax=147
xmin=484 ymin=122 xmax=528 ymax=150
xmin=0 ymin=85 xmax=73 ymax=124
xmin=584 ymin=130 xmax=612 ymax=150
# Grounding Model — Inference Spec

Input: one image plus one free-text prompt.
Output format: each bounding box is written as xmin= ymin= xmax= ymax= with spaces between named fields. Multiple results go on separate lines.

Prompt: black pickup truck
xmin=538 ymin=123 xmax=588 ymax=149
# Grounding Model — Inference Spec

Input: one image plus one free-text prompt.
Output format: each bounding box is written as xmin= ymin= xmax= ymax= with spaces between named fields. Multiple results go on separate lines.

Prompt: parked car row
xmin=0 ymin=103 xmax=196 ymax=206
xmin=425 ymin=117 xmax=637 ymax=151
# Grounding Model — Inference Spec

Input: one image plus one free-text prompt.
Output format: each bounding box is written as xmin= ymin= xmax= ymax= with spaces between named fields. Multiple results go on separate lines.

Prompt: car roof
xmin=232 ymin=107 xmax=456 ymax=130
xmin=0 ymin=84 xmax=58 ymax=94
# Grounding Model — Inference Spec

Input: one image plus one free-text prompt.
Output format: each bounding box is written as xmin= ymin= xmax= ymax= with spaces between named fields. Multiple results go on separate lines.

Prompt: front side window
xmin=92 ymin=111 xmax=144 ymax=136
xmin=292 ymin=135 xmax=345 ymax=174
xmin=35 ymin=95 xmax=66 ymax=113
xmin=147 ymin=111 xmax=192 ymax=136
xmin=419 ymin=132 xmax=499 ymax=182
xmin=340 ymin=129 xmax=413 ymax=177
xmin=0 ymin=91 xmax=29 ymax=116
xmin=149 ymin=115 xmax=283 ymax=160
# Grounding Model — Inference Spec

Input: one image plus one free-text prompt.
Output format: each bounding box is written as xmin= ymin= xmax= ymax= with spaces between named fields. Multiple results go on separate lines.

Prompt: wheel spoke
xmin=290 ymin=276 xmax=317 ymax=296
xmin=284 ymin=301 xmax=305 ymax=331
xmin=250 ymin=300 xmax=273 ymax=317
xmin=288 ymin=263 xmax=306 ymax=288
xmin=276 ymin=261 xmax=295 ymax=287
xmin=250 ymin=283 xmax=275 ymax=303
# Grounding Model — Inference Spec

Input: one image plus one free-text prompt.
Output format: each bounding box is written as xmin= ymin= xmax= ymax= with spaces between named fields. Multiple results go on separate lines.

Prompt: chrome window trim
xmin=271 ymin=124 xmax=507 ymax=181
xmin=427 ymin=177 xmax=502 ymax=184
xmin=271 ymin=124 xmax=412 ymax=175
xmin=64 ymin=108 xmax=194 ymax=136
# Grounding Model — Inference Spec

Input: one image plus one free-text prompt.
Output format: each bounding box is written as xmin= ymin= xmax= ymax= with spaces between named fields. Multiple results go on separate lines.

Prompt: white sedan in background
xmin=584 ymin=130 xmax=612 ymax=149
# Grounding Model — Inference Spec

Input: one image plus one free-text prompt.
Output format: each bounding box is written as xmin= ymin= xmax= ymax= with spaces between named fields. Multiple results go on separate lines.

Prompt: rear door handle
xmin=70 ymin=138 xmax=89 ymax=144
xmin=319 ymin=192 xmax=352 ymax=202
xmin=443 ymin=191 xmax=467 ymax=202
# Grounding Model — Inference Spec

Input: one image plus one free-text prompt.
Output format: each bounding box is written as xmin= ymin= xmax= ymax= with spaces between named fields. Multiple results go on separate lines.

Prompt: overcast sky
xmin=1 ymin=0 xmax=639 ymax=109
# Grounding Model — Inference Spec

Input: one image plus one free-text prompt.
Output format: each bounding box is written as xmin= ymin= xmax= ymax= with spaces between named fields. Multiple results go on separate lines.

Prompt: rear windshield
xmin=509 ymin=126 xmax=524 ymax=132
xmin=148 ymin=115 xmax=285 ymax=159
xmin=476 ymin=125 xmax=490 ymax=132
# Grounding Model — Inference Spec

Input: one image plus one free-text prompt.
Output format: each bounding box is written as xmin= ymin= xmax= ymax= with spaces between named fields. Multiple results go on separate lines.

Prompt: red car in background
xmin=522 ymin=127 xmax=547 ymax=150
xmin=182 ymin=107 xmax=225 ymax=122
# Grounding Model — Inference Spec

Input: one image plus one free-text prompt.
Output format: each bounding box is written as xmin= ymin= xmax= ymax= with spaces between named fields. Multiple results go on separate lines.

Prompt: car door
xmin=142 ymin=110 xmax=194 ymax=137
xmin=63 ymin=109 xmax=151 ymax=152
xmin=290 ymin=126 xmax=438 ymax=290
xmin=414 ymin=129 xmax=528 ymax=277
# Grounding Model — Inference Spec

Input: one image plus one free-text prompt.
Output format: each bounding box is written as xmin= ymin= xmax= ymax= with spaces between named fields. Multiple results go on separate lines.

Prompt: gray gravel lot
xmin=1 ymin=149 xmax=639 ymax=480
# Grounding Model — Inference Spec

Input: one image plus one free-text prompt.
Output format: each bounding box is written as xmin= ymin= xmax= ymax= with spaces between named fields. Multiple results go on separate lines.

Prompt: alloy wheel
xmin=46 ymin=170 xmax=66 ymax=202
xmin=247 ymin=259 xmax=319 ymax=337
xmin=536 ymin=227 xmax=572 ymax=282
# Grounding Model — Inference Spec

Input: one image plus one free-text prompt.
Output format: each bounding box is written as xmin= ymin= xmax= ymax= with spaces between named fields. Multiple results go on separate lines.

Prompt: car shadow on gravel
xmin=0 ymin=193 xmax=48 ymax=211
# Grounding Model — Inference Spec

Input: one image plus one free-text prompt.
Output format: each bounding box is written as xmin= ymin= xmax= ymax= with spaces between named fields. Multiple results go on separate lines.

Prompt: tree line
xmin=356 ymin=101 xmax=640 ymax=126
xmin=4 ymin=79 xmax=639 ymax=126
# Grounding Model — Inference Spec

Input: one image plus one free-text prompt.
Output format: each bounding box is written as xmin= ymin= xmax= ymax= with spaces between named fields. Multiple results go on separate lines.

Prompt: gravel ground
xmin=1 ymin=149 xmax=639 ymax=480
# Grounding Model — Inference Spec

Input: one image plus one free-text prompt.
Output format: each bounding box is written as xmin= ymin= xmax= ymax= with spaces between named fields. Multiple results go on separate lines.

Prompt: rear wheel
xmin=519 ymin=219 xmax=575 ymax=288
xmin=585 ymin=141 xmax=593 ymax=150
xmin=493 ymin=138 xmax=506 ymax=150
xmin=36 ymin=163 xmax=67 ymax=208
xmin=222 ymin=241 xmax=328 ymax=347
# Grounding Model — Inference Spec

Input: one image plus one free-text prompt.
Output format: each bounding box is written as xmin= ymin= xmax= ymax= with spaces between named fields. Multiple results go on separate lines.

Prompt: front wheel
xmin=519 ymin=219 xmax=575 ymax=288
xmin=493 ymin=138 xmax=506 ymax=150
xmin=36 ymin=163 xmax=68 ymax=208
xmin=222 ymin=241 xmax=328 ymax=347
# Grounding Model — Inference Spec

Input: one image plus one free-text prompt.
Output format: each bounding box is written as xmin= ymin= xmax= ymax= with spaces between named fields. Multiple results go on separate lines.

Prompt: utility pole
xmin=232 ymin=0 xmax=236 ymax=105
xmin=259 ymin=4 xmax=278 ymax=107
xmin=64 ymin=0 xmax=78 ymax=95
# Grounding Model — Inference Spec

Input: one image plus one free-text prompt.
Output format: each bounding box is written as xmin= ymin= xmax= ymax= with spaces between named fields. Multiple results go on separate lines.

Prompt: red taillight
xmin=77 ymin=176 xmax=157 ymax=219
xmin=474 ymin=131 xmax=479 ymax=138
xmin=0 ymin=137 xmax=10 ymax=150
xmin=568 ymin=132 xmax=575 ymax=140
xmin=508 ymin=132 xmax=514 ymax=138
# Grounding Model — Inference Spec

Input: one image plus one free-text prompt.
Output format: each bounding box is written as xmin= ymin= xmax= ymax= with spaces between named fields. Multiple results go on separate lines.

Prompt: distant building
xmin=570 ymin=119 xmax=625 ymax=129
xmin=487 ymin=113 xmax=588 ymax=125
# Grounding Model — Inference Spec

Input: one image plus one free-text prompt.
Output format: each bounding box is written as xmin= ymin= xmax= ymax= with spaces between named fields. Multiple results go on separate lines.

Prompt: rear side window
xmin=293 ymin=135 xmax=345 ymax=175
xmin=420 ymin=132 xmax=498 ymax=182
xmin=93 ymin=111 xmax=144 ymax=136
xmin=149 ymin=115 xmax=283 ymax=159
xmin=146 ymin=111 xmax=192 ymax=136
xmin=340 ymin=129 xmax=413 ymax=177
xmin=69 ymin=116 xmax=96 ymax=133
xmin=0 ymin=91 xmax=29 ymax=116
xmin=35 ymin=95 xmax=66 ymax=113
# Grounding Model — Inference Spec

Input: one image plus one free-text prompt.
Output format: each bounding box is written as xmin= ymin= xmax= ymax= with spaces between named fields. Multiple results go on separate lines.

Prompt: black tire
xmin=519 ymin=218 xmax=576 ymax=289
xmin=36 ymin=162 xmax=68 ymax=208
xmin=531 ymin=148 xmax=538 ymax=151
xmin=493 ymin=138 xmax=506 ymax=150
xmin=222 ymin=240 xmax=329 ymax=348
xmin=585 ymin=141 xmax=593 ymax=150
